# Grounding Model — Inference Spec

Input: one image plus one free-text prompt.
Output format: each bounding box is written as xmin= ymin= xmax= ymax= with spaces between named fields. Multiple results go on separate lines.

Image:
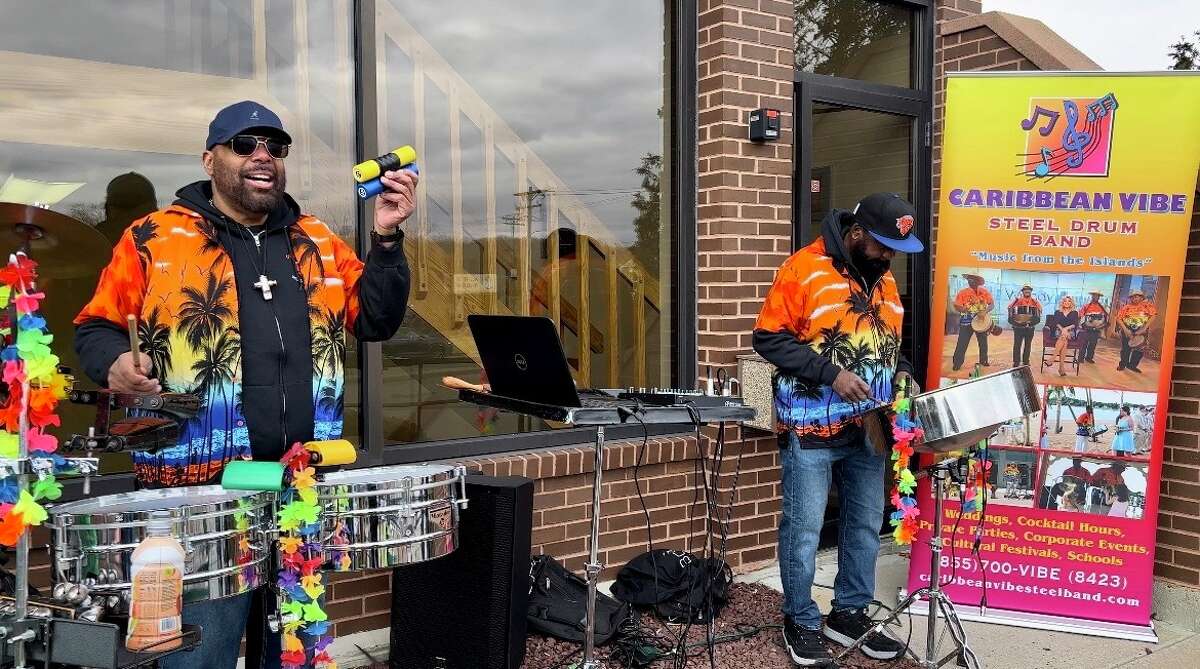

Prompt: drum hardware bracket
xmin=453 ymin=466 xmax=469 ymax=509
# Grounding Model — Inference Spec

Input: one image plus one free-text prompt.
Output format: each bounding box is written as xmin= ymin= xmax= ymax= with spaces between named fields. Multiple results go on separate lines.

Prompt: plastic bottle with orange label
xmin=125 ymin=510 xmax=184 ymax=652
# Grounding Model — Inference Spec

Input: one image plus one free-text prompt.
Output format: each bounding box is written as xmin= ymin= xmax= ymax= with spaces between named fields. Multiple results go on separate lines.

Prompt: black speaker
xmin=390 ymin=474 xmax=534 ymax=669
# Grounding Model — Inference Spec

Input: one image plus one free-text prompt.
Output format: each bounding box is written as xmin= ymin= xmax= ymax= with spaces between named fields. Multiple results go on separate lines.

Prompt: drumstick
xmin=126 ymin=314 xmax=142 ymax=375
xmin=441 ymin=375 xmax=490 ymax=393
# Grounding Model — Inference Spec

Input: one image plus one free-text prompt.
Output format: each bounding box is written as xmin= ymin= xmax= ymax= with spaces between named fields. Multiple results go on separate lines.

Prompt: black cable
xmin=626 ymin=404 xmax=663 ymax=608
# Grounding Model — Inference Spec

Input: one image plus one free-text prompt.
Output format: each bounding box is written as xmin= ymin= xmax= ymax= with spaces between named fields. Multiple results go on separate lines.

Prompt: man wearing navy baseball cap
xmin=753 ymin=192 xmax=922 ymax=666
xmin=75 ymin=100 xmax=419 ymax=668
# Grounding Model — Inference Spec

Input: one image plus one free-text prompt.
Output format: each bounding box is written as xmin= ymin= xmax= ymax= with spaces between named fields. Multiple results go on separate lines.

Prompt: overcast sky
xmin=984 ymin=0 xmax=1200 ymax=71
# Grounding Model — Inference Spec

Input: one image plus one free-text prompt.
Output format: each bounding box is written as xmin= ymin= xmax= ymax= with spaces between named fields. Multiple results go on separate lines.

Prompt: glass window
xmin=794 ymin=0 xmax=914 ymax=87
xmin=0 ymin=0 xmax=358 ymax=470
xmin=378 ymin=0 xmax=674 ymax=444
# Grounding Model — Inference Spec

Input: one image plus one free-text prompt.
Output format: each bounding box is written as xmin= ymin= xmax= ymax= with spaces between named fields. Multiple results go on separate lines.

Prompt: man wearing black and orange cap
xmin=754 ymin=192 xmax=921 ymax=667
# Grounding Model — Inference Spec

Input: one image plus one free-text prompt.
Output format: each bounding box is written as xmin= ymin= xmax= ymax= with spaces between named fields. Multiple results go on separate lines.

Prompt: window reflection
xmin=380 ymin=1 xmax=673 ymax=443
xmin=794 ymin=0 xmax=914 ymax=87
xmin=0 ymin=0 xmax=359 ymax=465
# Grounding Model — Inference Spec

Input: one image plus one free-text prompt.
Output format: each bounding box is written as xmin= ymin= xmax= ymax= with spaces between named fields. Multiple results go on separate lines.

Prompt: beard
xmin=212 ymin=158 xmax=286 ymax=214
xmin=849 ymin=242 xmax=890 ymax=278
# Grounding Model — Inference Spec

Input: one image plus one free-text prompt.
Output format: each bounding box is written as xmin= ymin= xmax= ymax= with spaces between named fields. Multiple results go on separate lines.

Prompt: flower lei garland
xmin=276 ymin=442 xmax=337 ymax=669
xmin=962 ymin=444 xmax=991 ymax=513
xmin=0 ymin=253 xmax=71 ymax=547
xmin=888 ymin=390 xmax=922 ymax=545
xmin=235 ymin=498 xmax=261 ymax=591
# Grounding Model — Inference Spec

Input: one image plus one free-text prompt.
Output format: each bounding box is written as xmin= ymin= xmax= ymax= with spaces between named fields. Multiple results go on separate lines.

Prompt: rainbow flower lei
xmin=276 ymin=442 xmax=337 ymax=669
xmin=962 ymin=444 xmax=991 ymax=513
xmin=888 ymin=390 xmax=922 ymax=544
xmin=0 ymin=253 xmax=71 ymax=547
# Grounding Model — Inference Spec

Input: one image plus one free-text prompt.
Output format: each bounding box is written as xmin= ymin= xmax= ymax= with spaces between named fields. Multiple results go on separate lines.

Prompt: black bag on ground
xmin=610 ymin=549 xmax=733 ymax=624
xmin=526 ymin=554 xmax=630 ymax=645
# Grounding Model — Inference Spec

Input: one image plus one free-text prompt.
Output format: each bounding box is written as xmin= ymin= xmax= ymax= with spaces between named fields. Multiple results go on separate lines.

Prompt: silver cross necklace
xmin=211 ymin=199 xmax=277 ymax=301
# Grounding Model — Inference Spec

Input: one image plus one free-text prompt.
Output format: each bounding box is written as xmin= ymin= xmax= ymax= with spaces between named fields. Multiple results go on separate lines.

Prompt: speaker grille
xmin=390 ymin=474 xmax=533 ymax=669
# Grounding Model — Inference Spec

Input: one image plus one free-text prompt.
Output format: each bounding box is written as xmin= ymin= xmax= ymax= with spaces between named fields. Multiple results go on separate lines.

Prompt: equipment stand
xmin=836 ymin=460 xmax=981 ymax=669
xmin=454 ymin=389 xmax=755 ymax=669
xmin=581 ymin=426 xmax=605 ymax=669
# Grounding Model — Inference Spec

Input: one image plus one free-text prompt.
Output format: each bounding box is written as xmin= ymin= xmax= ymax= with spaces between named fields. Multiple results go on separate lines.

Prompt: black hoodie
xmin=752 ymin=208 xmax=914 ymax=393
xmin=76 ymin=181 xmax=410 ymax=462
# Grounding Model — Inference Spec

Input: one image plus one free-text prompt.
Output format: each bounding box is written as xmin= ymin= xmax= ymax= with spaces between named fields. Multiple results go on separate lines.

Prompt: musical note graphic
xmin=1034 ymin=147 xmax=1053 ymax=177
xmin=1061 ymin=100 xmax=1092 ymax=168
xmin=1020 ymin=105 xmax=1060 ymax=136
xmin=1086 ymin=92 xmax=1119 ymax=122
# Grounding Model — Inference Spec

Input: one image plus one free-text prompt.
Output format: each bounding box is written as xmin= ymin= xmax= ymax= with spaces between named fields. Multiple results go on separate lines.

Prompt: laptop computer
xmin=467 ymin=314 xmax=615 ymax=408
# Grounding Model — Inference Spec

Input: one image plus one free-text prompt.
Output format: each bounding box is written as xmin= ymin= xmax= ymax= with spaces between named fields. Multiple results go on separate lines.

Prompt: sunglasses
xmin=226 ymin=134 xmax=289 ymax=159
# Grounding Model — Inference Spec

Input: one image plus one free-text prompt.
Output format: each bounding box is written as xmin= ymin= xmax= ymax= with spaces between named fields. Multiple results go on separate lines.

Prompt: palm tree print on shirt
xmin=137 ymin=306 xmax=173 ymax=381
xmin=179 ymin=273 xmax=234 ymax=351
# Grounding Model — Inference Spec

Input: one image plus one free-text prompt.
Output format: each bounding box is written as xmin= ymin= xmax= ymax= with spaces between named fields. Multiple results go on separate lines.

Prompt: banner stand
xmin=898 ymin=594 xmax=1158 ymax=643
xmin=915 ymin=71 xmax=1200 ymax=638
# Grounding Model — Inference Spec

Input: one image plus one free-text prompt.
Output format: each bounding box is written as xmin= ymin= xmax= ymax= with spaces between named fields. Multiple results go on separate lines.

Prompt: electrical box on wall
xmin=748 ymin=108 xmax=780 ymax=142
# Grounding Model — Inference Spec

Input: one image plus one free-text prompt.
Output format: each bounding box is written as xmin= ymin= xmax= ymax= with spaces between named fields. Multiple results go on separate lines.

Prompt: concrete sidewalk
xmin=736 ymin=545 xmax=1200 ymax=669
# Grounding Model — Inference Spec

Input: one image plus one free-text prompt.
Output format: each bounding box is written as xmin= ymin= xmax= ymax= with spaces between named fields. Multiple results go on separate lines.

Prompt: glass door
xmin=795 ymin=79 xmax=931 ymax=377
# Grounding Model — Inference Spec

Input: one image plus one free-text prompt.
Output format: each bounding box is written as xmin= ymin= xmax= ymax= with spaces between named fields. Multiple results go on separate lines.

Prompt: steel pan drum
xmin=970 ymin=310 xmax=993 ymax=333
xmin=50 ymin=486 xmax=274 ymax=610
xmin=318 ymin=464 xmax=468 ymax=571
xmin=907 ymin=366 xmax=1040 ymax=452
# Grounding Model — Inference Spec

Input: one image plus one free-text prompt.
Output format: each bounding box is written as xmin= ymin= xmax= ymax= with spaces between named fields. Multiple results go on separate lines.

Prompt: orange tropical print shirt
xmin=1117 ymin=301 xmax=1157 ymax=332
xmin=755 ymin=237 xmax=904 ymax=443
xmin=954 ymin=287 xmax=993 ymax=325
xmin=76 ymin=206 xmax=363 ymax=486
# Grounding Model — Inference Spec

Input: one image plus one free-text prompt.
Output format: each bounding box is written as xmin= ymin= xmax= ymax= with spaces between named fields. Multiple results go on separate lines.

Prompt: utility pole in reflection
xmin=502 ymin=188 xmax=545 ymax=432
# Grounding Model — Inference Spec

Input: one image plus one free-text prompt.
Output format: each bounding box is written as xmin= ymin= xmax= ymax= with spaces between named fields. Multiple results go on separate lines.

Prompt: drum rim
xmin=49 ymin=485 xmax=273 ymax=521
xmin=318 ymin=463 xmax=458 ymax=486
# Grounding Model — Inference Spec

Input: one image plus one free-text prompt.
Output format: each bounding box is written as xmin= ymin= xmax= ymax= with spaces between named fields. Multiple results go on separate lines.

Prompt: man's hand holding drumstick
xmin=107 ymin=314 xmax=159 ymax=394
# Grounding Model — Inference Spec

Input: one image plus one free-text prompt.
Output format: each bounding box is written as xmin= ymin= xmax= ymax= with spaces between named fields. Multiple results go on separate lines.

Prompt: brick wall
xmin=1158 ymin=211 xmax=1200 ymax=587
xmin=932 ymin=2 xmax=1021 ymax=249
xmin=317 ymin=431 xmax=785 ymax=635
xmin=690 ymin=0 xmax=798 ymax=570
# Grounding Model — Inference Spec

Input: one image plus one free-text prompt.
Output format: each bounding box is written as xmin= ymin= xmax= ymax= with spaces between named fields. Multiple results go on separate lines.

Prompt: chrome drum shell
xmin=318 ymin=464 xmax=467 ymax=572
xmin=910 ymin=365 xmax=1042 ymax=452
xmin=50 ymin=486 xmax=274 ymax=611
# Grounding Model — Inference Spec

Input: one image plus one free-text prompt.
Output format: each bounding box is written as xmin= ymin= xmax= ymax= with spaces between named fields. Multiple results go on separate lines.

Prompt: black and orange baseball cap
xmin=852 ymin=192 xmax=924 ymax=253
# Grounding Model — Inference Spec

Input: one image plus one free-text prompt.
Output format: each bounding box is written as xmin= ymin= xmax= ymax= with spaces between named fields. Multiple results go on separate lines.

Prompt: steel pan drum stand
xmin=456 ymin=389 xmax=754 ymax=669
xmin=836 ymin=454 xmax=981 ymax=669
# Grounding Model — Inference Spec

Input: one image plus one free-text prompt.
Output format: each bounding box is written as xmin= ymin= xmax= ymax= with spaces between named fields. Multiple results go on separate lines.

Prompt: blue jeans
xmin=778 ymin=432 xmax=885 ymax=629
xmin=160 ymin=589 xmax=281 ymax=669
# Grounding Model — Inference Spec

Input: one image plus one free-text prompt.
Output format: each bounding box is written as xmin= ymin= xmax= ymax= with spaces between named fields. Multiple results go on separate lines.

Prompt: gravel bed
xmin=522 ymin=582 xmax=921 ymax=669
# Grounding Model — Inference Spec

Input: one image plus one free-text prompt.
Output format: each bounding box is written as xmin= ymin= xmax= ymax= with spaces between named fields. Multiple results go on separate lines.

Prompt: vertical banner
xmin=913 ymin=73 xmax=1200 ymax=638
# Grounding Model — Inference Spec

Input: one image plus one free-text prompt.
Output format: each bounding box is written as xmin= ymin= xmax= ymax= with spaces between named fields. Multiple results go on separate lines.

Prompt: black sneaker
xmin=823 ymin=607 xmax=905 ymax=661
xmin=784 ymin=617 xmax=834 ymax=667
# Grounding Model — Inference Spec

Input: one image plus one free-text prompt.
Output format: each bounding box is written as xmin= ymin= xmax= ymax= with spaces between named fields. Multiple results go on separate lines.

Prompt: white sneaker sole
xmin=784 ymin=636 xmax=834 ymax=667
xmin=823 ymin=624 xmax=904 ymax=660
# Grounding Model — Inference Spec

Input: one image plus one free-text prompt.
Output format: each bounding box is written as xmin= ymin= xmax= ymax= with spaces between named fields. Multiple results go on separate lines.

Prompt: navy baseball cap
xmin=205 ymin=100 xmax=292 ymax=150
xmin=852 ymin=192 xmax=924 ymax=253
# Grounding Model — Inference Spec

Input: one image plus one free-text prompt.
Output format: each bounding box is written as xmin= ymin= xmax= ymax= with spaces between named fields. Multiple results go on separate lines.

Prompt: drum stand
xmin=835 ymin=455 xmax=982 ymax=669
xmin=578 ymin=426 xmax=606 ymax=669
